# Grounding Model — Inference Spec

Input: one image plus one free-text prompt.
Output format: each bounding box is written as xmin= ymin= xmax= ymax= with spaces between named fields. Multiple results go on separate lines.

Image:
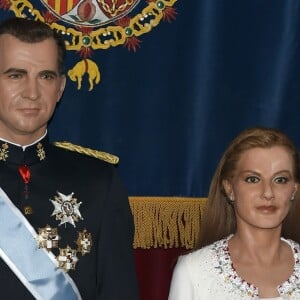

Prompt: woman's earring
xmin=226 ymin=195 xmax=234 ymax=204
xmin=291 ymin=192 xmax=296 ymax=201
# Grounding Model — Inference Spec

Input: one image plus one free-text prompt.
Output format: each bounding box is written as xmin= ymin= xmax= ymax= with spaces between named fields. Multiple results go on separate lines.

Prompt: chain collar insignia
xmin=3 ymin=0 xmax=177 ymax=91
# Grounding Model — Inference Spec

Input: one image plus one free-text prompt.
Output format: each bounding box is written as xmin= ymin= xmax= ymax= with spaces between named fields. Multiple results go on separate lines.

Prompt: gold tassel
xmin=129 ymin=197 xmax=207 ymax=249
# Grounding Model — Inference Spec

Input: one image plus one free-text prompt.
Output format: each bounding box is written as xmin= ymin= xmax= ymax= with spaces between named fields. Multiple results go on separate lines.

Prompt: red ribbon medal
xmin=18 ymin=165 xmax=31 ymax=184
xmin=18 ymin=165 xmax=32 ymax=215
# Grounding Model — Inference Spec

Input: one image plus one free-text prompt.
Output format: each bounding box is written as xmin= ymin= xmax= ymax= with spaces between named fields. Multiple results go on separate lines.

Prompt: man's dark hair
xmin=0 ymin=17 xmax=66 ymax=74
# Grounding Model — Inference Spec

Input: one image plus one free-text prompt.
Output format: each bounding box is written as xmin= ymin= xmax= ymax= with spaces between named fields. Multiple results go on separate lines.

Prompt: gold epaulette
xmin=53 ymin=141 xmax=119 ymax=165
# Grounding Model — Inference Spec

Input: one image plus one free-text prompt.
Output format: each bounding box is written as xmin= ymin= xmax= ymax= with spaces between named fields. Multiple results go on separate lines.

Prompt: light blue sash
xmin=0 ymin=188 xmax=82 ymax=300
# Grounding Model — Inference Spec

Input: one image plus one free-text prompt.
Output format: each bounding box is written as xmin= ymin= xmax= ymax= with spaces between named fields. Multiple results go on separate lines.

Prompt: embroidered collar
xmin=213 ymin=235 xmax=300 ymax=298
xmin=0 ymin=136 xmax=48 ymax=165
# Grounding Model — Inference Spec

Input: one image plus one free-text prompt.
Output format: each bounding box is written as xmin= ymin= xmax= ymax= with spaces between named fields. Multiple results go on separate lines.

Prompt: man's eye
xmin=41 ymin=74 xmax=55 ymax=80
xmin=274 ymin=177 xmax=288 ymax=184
xmin=245 ymin=176 xmax=259 ymax=183
xmin=8 ymin=73 xmax=22 ymax=79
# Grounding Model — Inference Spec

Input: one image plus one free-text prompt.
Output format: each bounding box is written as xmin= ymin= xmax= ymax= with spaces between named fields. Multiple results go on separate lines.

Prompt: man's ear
xmin=223 ymin=179 xmax=233 ymax=200
xmin=57 ymin=75 xmax=66 ymax=103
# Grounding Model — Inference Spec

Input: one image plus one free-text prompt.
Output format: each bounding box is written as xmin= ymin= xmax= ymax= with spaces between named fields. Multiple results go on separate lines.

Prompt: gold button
xmin=24 ymin=206 xmax=33 ymax=215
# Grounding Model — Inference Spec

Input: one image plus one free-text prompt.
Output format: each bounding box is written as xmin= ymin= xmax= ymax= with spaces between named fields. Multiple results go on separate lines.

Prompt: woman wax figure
xmin=168 ymin=127 xmax=300 ymax=300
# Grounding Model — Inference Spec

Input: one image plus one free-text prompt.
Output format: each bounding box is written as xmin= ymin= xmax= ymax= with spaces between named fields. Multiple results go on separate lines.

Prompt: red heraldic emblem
xmin=41 ymin=0 xmax=140 ymax=26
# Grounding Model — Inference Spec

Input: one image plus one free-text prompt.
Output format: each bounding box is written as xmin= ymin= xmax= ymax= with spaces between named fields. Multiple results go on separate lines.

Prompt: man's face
xmin=0 ymin=34 xmax=66 ymax=144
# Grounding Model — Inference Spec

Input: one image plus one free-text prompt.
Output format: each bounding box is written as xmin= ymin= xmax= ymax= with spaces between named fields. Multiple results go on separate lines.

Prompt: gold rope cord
xmin=53 ymin=141 xmax=119 ymax=164
xmin=129 ymin=197 xmax=207 ymax=249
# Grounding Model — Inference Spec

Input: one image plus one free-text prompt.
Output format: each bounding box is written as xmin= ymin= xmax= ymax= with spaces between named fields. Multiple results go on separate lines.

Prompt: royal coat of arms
xmin=41 ymin=0 xmax=140 ymax=26
xmin=1 ymin=0 xmax=177 ymax=91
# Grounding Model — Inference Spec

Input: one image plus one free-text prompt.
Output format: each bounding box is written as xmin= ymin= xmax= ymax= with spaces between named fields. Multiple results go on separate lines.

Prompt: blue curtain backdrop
xmin=1 ymin=0 xmax=300 ymax=198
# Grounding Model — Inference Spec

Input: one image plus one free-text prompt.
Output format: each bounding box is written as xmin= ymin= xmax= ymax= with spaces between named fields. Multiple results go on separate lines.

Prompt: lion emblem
xmin=68 ymin=59 xmax=101 ymax=91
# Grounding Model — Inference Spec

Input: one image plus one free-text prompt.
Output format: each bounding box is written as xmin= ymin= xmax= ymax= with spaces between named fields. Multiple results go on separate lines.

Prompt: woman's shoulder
xmin=277 ymin=238 xmax=300 ymax=298
xmin=281 ymin=237 xmax=300 ymax=248
xmin=281 ymin=237 xmax=300 ymax=260
xmin=177 ymin=236 xmax=230 ymax=269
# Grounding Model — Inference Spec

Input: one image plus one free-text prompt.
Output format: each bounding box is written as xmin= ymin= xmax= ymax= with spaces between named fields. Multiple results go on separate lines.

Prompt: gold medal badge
xmin=76 ymin=229 xmax=93 ymax=255
xmin=47 ymin=191 xmax=93 ymax=271
xmin=57 ymin=246 xmax=79 ymax=272
xmin=37 ymin=225 xmax=60 ymax=251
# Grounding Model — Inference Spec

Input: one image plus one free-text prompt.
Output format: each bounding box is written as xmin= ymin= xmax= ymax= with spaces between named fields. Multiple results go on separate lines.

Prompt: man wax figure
xmin=0 ymin=17 xmax=139 ymax=300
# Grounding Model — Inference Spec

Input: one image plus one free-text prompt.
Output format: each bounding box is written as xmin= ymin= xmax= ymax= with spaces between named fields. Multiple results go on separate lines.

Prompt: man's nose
xmin=21 ymin=78 xmax=40 ymax=101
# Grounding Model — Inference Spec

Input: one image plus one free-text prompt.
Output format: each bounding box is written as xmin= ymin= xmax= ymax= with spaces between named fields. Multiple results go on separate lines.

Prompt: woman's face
xmin=223 ymin=146 xmax=298 ymax=231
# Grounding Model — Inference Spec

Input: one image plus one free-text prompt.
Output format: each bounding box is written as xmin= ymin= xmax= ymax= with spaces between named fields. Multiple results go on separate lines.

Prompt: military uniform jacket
xmin=0 ymin=136 xmax=139 ymax=300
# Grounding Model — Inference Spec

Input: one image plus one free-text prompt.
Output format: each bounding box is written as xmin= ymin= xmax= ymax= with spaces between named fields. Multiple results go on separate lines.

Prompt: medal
xmin=57 ymin=246 xmax=78 ymax=272
xmin=18 ymin=164 xmax=32 ymax=215
xmin=37 ymin=225 xmax=60 ymax=251
xmin=50 ymin=191 xmax=83 ymax=227
xmin=76 ymin=229 xmax=92 ymax=255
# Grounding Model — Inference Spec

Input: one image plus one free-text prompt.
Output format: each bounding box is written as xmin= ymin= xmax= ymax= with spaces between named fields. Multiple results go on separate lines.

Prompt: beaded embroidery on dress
xmin=213 ymin=236 xmax=300 ymax=299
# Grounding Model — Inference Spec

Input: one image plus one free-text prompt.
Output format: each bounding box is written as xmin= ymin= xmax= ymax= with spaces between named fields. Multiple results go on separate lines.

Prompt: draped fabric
xmin=1 ymin=1 xmax=300 ymax=299
xmin=49 ymin=0 xmax=300 ymax=198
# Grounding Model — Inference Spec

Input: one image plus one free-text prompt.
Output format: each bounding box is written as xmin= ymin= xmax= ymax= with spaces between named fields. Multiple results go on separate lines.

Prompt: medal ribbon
xmin=18 ymin=165 xmax=32 ymax=214
xmin=0 ymin=188 xmax=82 ymax=300
xmin=18 ymin=165 xmax=31 ymax=184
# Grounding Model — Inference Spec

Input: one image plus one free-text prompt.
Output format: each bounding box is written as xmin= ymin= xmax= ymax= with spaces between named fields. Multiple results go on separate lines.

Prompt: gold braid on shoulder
xmin=53 ymin=141 xmax=119 ymax=165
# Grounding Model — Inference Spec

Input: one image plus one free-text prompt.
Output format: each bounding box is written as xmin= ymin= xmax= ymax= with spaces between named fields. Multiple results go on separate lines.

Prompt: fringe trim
xmin=129 ymin=197 xmax=207 ymax=249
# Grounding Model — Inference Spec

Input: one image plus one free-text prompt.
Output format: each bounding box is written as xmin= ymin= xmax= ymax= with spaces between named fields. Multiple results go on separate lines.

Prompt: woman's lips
xmin=256 ymin=205 xmax=277 ymax=213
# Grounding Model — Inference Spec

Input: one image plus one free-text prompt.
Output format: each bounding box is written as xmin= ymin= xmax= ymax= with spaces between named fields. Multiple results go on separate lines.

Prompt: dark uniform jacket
xmin=0 ymin=136 xmax=139 ymax=299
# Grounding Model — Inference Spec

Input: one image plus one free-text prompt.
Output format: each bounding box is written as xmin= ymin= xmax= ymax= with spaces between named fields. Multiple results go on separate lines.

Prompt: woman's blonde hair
xmin=198 ymin=127 xmax=300 ymax=248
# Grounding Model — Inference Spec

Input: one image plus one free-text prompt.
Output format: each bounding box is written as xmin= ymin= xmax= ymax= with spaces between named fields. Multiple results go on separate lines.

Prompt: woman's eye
xmin=274 ymin=177 xmax=288 ymax=184
xmin=245 ymin=176 xmax=259 ymax=183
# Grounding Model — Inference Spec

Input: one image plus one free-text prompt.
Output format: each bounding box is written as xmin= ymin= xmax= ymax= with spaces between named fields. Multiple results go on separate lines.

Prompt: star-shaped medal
xmin=50 ymin=191 xmax=83 ymax=227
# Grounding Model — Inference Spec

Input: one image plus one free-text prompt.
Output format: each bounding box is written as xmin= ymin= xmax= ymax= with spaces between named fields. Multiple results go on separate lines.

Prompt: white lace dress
xmin=168 ymin=236 xmax=300 ymax=300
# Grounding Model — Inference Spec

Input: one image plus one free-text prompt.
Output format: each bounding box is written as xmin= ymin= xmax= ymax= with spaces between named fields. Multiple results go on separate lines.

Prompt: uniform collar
xmin=0 ymin=135 xmax=49 ymax=166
